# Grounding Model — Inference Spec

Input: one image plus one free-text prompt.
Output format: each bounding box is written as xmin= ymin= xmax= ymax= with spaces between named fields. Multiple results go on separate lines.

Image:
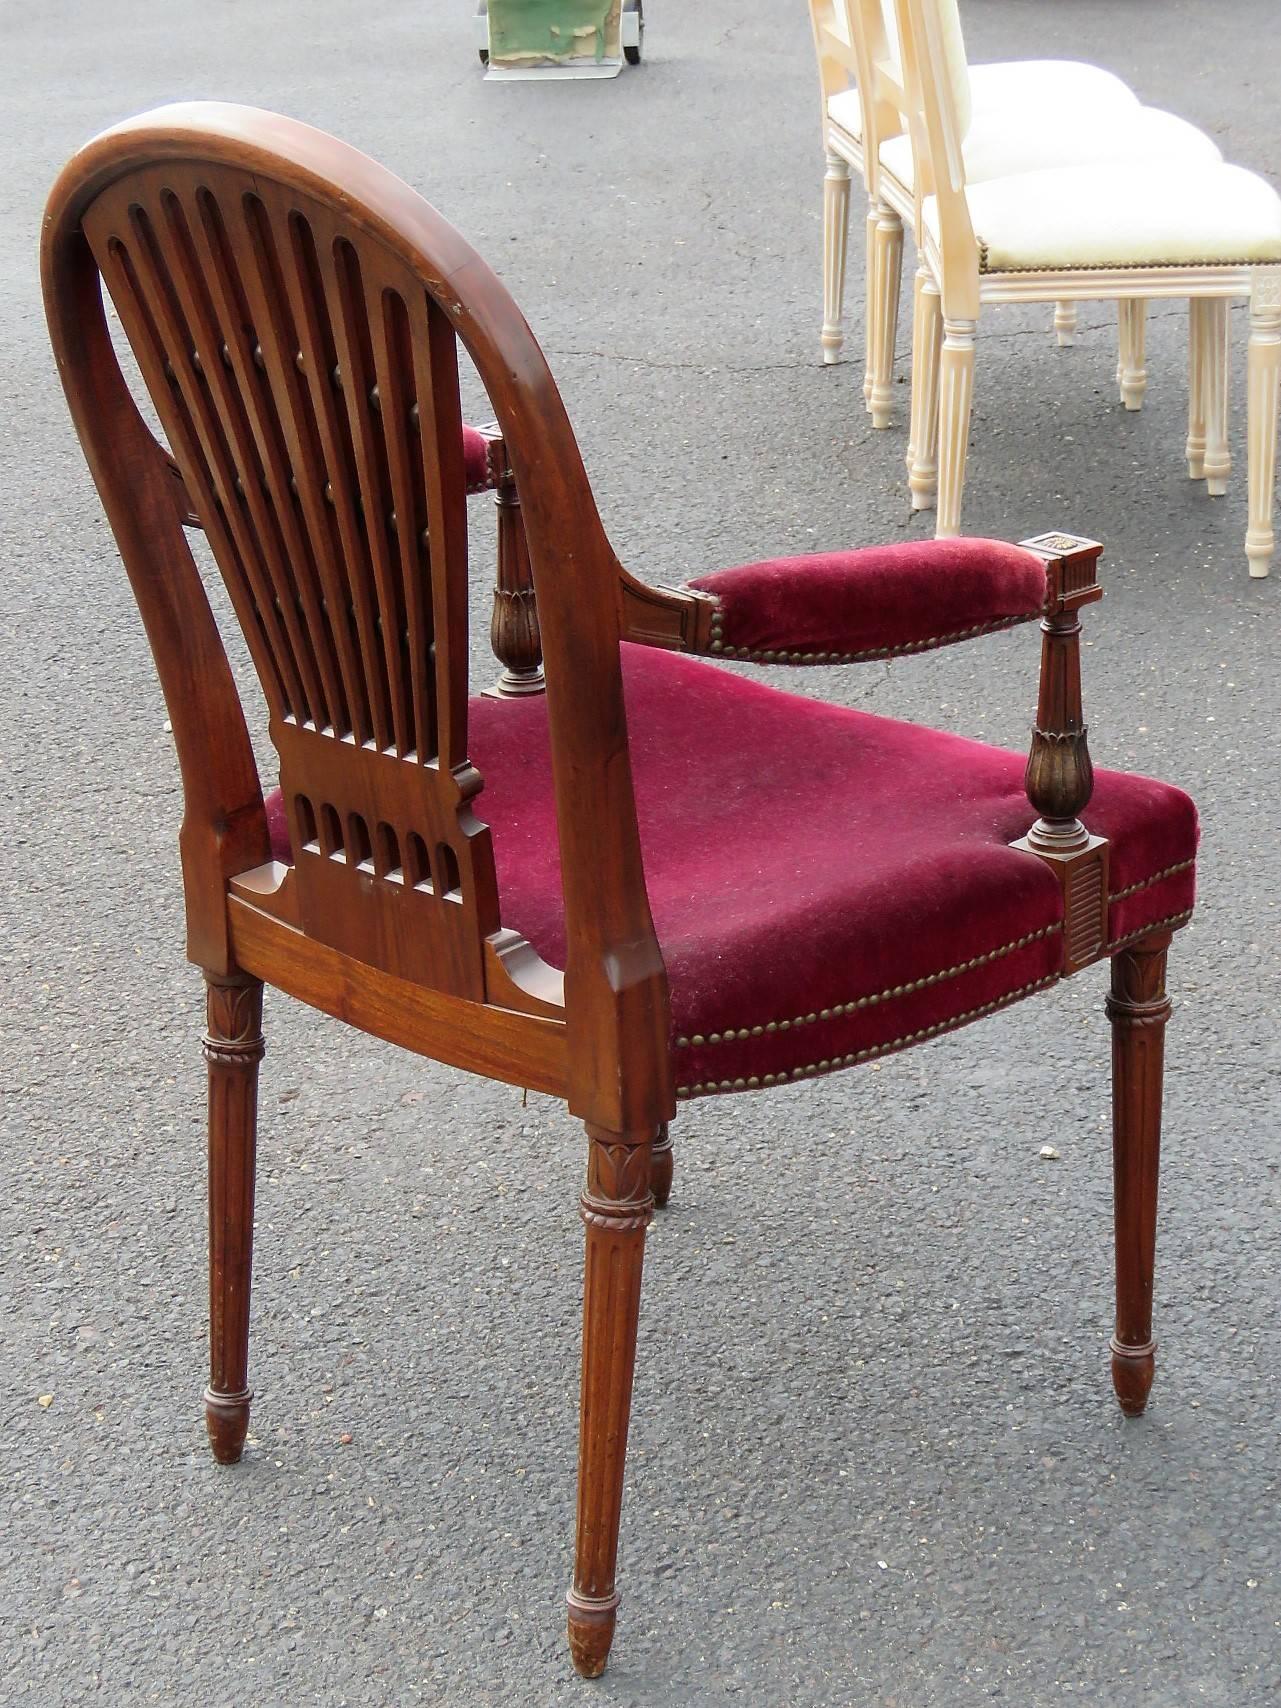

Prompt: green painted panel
xmin=488 ymin=0 xmax=621 ymax=64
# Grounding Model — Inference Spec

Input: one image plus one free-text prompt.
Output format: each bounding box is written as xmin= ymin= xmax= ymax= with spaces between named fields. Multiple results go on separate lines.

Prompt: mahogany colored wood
xmin=567 ymin=1123 xmax=655 ymax=1678
xmin=650 ymin=1122 xmax=674 ymax=1208
xmin=478 ymin=429 xmax=546 ymax=698
xmin=1010 ymin=533 xmax=1110 ymax=973
xmin=1107 ymin=929 xmax=1172 ymax=1416
xmin=42 ymin=106 xmax=1193 ymax=1683
xmin=203 ymin=972 xmax=264 ymax=1463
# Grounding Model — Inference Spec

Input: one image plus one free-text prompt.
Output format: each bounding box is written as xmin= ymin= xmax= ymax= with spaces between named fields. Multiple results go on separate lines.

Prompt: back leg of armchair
xmin=1106 ymin=931 xmax=1171 ymax=1418
xmin=1246 ymin=281 xmax=1281 ymax=578
xmin=202 ymin=973 xmax=265 ymax=1464
xmin=934 ymin=316 xmax=976 ymax=539
xmin=1054 ymin=301 xmax=1077 ymax=348
xmin=865 ymin=199 xmax=903 ymax=428
xmin=821 ymin=152 xmax=852 ymax=366
xmin=907 ymin=268 xmax=942 ymax=511
xmin=567 ymin=1124 xmax=655 ymax=1677
xmin=1202 ymin=299 xmax=1231 ymax=496
xmin=1117 ymin=300 xmax=1148 ymax=411
xmin=650 ymin=1122 xmax=673 ymax=1207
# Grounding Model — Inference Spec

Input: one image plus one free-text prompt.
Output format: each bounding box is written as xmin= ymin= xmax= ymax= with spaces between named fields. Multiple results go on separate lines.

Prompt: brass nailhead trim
xmin=1108 ymin=858 xmax=1195 ymax=902
xmin=1102 ymin=909 xmax=1193 ymax=955
xmin=674 ymin=923 xmax=1061 ymax=1049
xmin=675 ymin=973 xmax=1060 ymax=1099
xmin=978 ymin=247 xmax=1281 ymax=277
xmin=703 ymin=609 xmax=1041 ymax=665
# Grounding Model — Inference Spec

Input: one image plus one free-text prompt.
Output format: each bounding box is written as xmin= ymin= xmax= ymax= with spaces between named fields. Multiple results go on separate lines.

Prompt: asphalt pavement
xmin=2 ymin=2 xmax=1278 ymax=1704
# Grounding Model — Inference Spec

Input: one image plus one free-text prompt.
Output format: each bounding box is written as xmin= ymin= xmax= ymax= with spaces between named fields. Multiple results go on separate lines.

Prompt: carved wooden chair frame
xmin=44 ymin=103 xmax=1183 ymax=1679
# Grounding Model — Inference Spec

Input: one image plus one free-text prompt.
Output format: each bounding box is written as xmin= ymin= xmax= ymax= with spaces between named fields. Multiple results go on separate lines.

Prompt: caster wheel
xmin=622 ymin=0 xmax=643 ymax=65
xmin=476 ymin=0 xmax=489 ymax=65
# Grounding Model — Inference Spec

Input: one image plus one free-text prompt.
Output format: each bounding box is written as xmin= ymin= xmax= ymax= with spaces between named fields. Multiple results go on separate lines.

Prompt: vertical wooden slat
xmin=367 ymin=284 xmax=436 ymax=761
xmin=231 ymin=190 xmax=352 ymax=736
xmin=280 ymin=211 xmax=384 ymax=748
xmin=324 ymin=237 xmax=411 ymax=757
xmin=97 ymin=212 xmax=297 ymax=722
xmin=409 ymin=296 xmax=470 ymax=771
xmin=153 ymin=188 xmax=312 ymax=721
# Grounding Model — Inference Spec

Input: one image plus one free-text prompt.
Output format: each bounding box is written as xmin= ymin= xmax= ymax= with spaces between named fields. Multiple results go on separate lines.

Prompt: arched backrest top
xmin=43 ymin=104 xmax=671 ymax=1124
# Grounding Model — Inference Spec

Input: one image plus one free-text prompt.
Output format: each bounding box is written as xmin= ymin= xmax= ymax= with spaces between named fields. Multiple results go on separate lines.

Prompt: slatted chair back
xmin=42 ymin=103 xmax=677 ymax=1129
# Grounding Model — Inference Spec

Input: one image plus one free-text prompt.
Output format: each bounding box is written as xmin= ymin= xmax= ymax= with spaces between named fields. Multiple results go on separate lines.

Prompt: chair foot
xmin=204 ymin=1385 xmax=252 ymax=1463
xmin=650 ymin=1124 xmax=673 ymax=1208
xmin=820 ymin=339 xmax=844 ymax=366
xmin=1109 ymin=1338 xmax=1156 ymax=1417
xmin=1054 ymin=300 xmax=1077 ymax=347
xmin=566 ymin=1589 xmax=619 ymax=1678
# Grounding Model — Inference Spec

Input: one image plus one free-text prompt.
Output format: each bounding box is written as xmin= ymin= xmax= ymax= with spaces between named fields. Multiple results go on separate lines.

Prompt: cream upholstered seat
xmin=923 ymin=161 xmax=1281 ymax=274
xmin=897 ymin=0 xmax=1281 ymax=577
xmin=809 ymin=0 xmax=1223 ymax=429
xmin=879 ymin=106 xmax=1222 ymax=191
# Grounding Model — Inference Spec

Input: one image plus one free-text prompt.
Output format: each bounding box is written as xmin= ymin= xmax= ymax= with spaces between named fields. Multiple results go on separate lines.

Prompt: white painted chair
xmin=809 ymin=0 xmax=1222 ymax=432
xmin=893 ymin=0 xmax=1281 ymax=577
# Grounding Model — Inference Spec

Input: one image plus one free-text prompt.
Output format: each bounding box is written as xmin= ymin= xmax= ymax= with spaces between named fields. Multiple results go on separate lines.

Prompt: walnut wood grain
xmin=567 ymin=1123 xmax=655 ymax=1678
xmin=1010 ymin=533 xmax=1109 ymax=972
xmin=203 ymin=972 xmax=264 ymax=1463
xmin=1106 ymin=929 xmax=1172 ymax=1416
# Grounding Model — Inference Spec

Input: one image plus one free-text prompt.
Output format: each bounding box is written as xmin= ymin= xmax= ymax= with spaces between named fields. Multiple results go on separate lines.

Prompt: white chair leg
xmin=907 ymin=269 xmax=942 ymax=510
xmin=862 ymin=204 xmax=877 ymax=407
xmin=1246 ymin=286 xmax=1281 ymax=578
xmin=1054 ymin=301 xmax=1077 ymax=347
xmin=935 ymin=316 xmax=976 ymax=539
xmin=866 ymin=199 xmax=904 ymax=429
xmin=1186 ymin=299 xmax=1208 ymax=480
xmin=1117 ymin=300 xmax=1148 ymax=411
xmin=1202 ymin=299 xmax=1231 ymax=496
xmin=820 ymin=151 xmax=852 ymax=366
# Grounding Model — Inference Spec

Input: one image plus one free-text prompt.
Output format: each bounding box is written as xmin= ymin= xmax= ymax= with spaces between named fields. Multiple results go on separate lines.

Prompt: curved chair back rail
xmin=41 ymin=102 xmax=681 ymax=1128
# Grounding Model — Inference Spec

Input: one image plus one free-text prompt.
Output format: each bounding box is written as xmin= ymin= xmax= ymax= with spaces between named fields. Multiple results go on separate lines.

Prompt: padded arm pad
xmin=686 ymin=538 xmax=1049 ymax=664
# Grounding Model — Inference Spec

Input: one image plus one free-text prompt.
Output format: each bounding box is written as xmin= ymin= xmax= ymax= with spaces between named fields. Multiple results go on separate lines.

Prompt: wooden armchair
xmin=43 ymin=105 xmax=1198 ymax=1679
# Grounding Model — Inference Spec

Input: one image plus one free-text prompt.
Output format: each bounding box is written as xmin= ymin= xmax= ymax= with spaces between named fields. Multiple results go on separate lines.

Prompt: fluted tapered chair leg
xmin=907 ymin=268 xmax=942 ymax=510
xmin=935 ymin=316 xmax=976 ymax=538
xmin=1117 ymin=299 xmax=1148 ymax=411
xmin=1202 ymin=299 xmax=1231 ymax=495
xmin=1246 ymin=283 xmax=1281 ymax=577
xmin=1054 ymin=300 xmax=1077 ymax=347
xmin=566 ymin=1124 xmax=655 ymax=1679
xmin=203 ymin=973 xmax=265 ymax=1464
xmin=1106 ymin=932 xmax=1171 ymax=1418
xmin=821 ymin=151 xmax=852 ymax=366
xmin=1186 ymin=298 xmax=1209 ymax=480
xmin=865 ymin=199 xmax=904 ymax=428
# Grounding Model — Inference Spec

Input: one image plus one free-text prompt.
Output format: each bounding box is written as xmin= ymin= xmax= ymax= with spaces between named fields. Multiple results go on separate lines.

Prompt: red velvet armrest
xmin=685 ymin=537 xmax=1049 ymax=664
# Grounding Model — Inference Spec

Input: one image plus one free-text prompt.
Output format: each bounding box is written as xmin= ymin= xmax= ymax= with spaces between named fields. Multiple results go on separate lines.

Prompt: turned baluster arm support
xmin=476 ymin=424 xmax=545 ymax=698
xmin=1010 ymin=531 xmax=1110 ymax=974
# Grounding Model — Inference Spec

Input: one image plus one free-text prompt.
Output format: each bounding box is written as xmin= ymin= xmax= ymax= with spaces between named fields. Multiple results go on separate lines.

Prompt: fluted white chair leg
xmin=865 ymin=199 xmax=904 ymax=429
xmin=1054 ymin=301 xmax=1077 ymax=347
xmin=1186 ymin=299 xmax=1209 ymax=479
xmin=821 ymin=151 xmax=852 ymax=367
xmin=861 ymin=206 xmax=878 ymax=407
xmin=1246 ymin=284 xmax=1281 ymax=578
xmin=1117 ymin=300 xmax=1148 ymax=411
xmin=907 ymin=269 xmax=942 ymax=510
xmin=1202 ymin=299 xmax=1231 ymax=495
xmin=935 ymin=316 xmax=976 ymax=539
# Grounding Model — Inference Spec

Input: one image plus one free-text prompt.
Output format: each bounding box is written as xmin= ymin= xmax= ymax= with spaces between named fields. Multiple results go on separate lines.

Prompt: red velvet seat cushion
xmin=265 ymin=647 xmax=1196 ymax=1100
xmin=687 ymin=538 xmax=1049 ymax=663
xmin=462 ymin=424 xmax=495 ymax=494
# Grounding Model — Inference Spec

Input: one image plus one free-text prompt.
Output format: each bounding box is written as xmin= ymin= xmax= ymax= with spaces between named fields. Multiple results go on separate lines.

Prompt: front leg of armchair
xmin=1010 ymin=532 xmax=1109 ymax=974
